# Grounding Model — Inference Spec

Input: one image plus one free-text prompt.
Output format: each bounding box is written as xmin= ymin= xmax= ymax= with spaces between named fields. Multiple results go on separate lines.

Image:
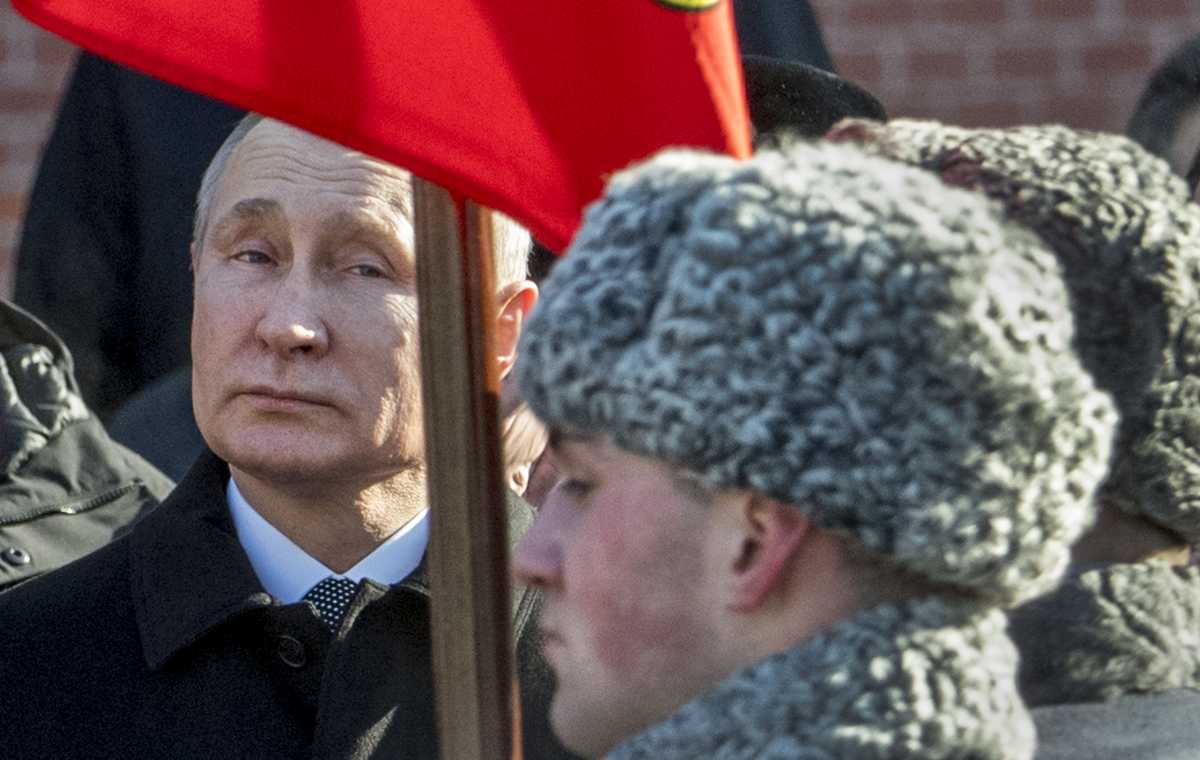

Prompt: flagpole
xmin=413 ymin=178 xmax=520 ymax=760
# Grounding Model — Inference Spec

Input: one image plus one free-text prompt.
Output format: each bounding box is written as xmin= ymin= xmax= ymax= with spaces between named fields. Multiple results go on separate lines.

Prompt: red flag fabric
xmin=14 ymin=0 xmax=751 ymax=251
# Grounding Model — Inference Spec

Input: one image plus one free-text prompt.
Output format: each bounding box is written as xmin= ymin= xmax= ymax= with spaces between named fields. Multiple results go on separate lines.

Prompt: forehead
xmin=214 ymin=120 xmax=411 ymax=220
xmin=551 ymin=433 xmax=671 ymax=482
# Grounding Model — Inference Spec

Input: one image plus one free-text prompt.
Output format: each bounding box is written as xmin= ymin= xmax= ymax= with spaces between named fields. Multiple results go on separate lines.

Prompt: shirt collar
xmin=227 ymin=476 xmax=430 ymax=603
xmin=131 ymin=449 xmax=539 ymax=670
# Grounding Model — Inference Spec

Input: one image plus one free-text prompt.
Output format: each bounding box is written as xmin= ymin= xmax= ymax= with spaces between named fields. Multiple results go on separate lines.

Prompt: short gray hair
xmin=192 ymin=113 xmax=530 ymax=284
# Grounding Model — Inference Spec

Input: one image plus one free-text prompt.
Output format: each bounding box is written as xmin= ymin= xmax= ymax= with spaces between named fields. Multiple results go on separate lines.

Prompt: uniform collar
xmin=226 ymin=476 xmax=429 ymax=603
xmin=607 ymin=598 xmax=1033 ymax=760
xmin=130 ymin=449 xmax=538 ymax=670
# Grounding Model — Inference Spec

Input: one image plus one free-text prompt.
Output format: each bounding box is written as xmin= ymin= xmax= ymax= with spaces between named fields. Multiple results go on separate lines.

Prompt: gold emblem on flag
xmin=656 ymin=0 xmax=721 ymax=10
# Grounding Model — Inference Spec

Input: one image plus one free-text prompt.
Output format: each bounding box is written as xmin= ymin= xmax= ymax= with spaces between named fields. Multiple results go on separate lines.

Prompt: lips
xmin=236 ymin=384 xmax=336 ymax=407
xmin=537 ymin=617 xmax=566 ymax=650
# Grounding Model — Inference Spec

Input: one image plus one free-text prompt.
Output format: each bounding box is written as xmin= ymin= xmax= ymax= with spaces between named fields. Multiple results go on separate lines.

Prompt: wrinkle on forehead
xmin=228 ymin=120 xmax=413 ymax=218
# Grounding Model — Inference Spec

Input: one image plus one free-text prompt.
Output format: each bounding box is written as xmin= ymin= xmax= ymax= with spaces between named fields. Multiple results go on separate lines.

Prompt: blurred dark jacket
xmin=108 ymin=365 xmax=202 ymax=481
xmin=734 ymin=0 xmax=833 ymax=71
xmin=15 ymin=52 xmax=242 ymax=415
xmin=0 ymin=299 xmax=172 ymax=591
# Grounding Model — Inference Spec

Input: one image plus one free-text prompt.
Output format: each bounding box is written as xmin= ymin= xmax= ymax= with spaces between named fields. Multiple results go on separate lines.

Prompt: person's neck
xmin=230 ymin=465 xmax=427 ymax=573
xmin=1071 ymin=501 xmax=1190 ymax=566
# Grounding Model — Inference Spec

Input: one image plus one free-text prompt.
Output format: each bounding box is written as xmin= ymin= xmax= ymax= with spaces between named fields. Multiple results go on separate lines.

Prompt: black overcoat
xmin=0 ymin=449 xmax=573 ymax=760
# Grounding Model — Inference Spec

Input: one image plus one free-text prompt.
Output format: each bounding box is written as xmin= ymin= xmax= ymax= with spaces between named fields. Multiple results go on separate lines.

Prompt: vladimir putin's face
xmin=191 ymin=119 xmax=425 ymax=487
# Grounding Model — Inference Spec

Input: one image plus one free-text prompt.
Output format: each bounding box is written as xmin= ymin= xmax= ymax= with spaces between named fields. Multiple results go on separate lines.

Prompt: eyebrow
xmin=319 ymin=209 xmax=415 ymax=277
xmin=321 ymin=209 xmax=407 ymax=249
xmin=208 ymin=198 xmax=284 ymax=248
xmin=546 ymin=428 xmax=596 ymax=464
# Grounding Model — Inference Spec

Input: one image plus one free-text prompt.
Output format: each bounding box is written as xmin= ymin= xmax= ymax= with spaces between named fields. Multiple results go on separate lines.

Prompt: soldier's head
xmin=512 ymin=140 xmax=1115 ymax=757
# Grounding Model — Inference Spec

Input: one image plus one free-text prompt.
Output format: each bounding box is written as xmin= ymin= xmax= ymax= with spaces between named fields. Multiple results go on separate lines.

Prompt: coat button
xmin=276 ymin=635 xmax=307 ymax=668
xmin=1 ymin=547 xmax=30 ymax=567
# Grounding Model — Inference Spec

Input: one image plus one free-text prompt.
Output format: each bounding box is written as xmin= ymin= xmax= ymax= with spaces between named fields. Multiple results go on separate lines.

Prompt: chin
xmin=208 ymin=425 xmax=359 ymax=483
xmin=549 ymin=688 xmax=627 ymax=760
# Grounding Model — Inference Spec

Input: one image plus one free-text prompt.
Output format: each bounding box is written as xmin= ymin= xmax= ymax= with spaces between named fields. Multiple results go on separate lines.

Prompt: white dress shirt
xmin=227 ymin=476 xmax=430 ymax=603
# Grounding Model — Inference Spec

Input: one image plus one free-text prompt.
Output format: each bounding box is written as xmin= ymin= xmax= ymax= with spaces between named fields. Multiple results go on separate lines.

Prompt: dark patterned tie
xmin=302 ymin=576 xmax=359 ymax=631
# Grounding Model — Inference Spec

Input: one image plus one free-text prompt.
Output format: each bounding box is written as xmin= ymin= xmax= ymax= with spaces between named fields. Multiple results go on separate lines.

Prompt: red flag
xmin=14 ymin=0 xmax=750 ymax=250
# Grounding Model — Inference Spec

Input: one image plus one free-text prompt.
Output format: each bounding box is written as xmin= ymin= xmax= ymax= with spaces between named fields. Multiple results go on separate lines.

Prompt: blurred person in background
xmin=841 ymin=118 xmax=1200 ymax=760
xmin=1128 ymin=35 xmax=1200 ymax=193
xmin=0 ymin=299 xmax=171 ymax=593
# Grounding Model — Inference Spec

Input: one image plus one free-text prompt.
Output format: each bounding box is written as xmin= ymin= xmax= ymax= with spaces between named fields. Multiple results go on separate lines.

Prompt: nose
xmin=255 ymin=271 xmax=330 ymax=359
xmin=512 ymin=501 xmax=565 ymax=590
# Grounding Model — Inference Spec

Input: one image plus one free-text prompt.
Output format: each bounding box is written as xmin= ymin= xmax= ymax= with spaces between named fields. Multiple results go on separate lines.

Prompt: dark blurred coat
xmin=15 ymin=52 xmax=241 ymax=415
xmin=734 ymin=0 xmax=833 ymax=71
xmin=1010 ymin=563 xmax=1200 ymax=760
xmin=0 ymin=299 xmax=172 ymax=591
xmin=0 ymin=448 xmax=574 ymax=760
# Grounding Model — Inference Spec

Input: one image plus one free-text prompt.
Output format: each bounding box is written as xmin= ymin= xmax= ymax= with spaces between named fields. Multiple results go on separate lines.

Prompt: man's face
xmin=191 ymin=120 xmax=424 ymax=486
xmin=512 ymin=436 xmax=726 ymax=758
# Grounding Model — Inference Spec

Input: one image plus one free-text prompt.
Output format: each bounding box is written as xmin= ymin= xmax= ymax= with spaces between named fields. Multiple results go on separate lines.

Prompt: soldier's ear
xmin=494 ymin=280 xmax=538 ymax=380
xmin=723 ymin=494 xmax=811 ymax=613
xmin=189 ymin=242 xmax=199 ymax=272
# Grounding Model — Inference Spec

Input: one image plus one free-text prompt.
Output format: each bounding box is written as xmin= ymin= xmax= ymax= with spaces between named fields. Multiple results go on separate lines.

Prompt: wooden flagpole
xmin=413 ymin=178 xmax=520 ymax=760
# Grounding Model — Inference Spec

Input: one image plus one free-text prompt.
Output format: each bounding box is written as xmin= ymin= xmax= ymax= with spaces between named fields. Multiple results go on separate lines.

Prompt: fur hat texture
xmin=517 ymin=140 xmax=1115 ymax=605
xmin=843 ymin=119 xmax=1200 ymax=545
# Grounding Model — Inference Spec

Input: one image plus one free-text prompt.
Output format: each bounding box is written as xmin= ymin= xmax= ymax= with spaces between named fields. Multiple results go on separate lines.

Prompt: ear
xmin=938 ymin=151 xmax=985 ymax=189
xmin=823 ymin=117 xmax=877 ymax=144
xmin=189 ymin=241 xmax=200 ymax=273
xmin=493 ymin=280 xmax=538 ymax=380
xmin=723 ymin=494 xmax=812 ymax=613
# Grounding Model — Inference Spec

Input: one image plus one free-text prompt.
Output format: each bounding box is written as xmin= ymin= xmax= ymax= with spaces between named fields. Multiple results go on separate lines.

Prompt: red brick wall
xmin=0 ymin=3 xmax=1198 ymax=296
xmin=810 ymin=0 xmax=1200 ymax=130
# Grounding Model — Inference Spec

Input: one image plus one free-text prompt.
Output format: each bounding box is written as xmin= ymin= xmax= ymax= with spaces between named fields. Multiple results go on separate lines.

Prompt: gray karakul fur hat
xmin=839 ymin=119 xmax=1200 ymax=545
xmin=517 ymin=140 xmax=1116 ymax=606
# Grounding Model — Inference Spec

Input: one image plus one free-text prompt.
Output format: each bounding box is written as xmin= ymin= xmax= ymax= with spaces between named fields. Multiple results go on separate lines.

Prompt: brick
xmin=835 ymin=53 xmax=884 ymax=85
xmin=910 ymin=51 xmax=969 ymax=79
xmin=847 ymin=1 xmax=916 ymax=24
xmin=0 ymin=89 xmax=59 ymax=110
xmin=0 ymin=142 xmax=43 ymax=163
xmin=1031 ymin=0 xmax=1096 ymax=19
xmin=994 ymin=47 xmax=1057 ymax=78
xmin=1040 ymin=95 xmax=1115 ymax=131
xmin=957 ymin=101 xmax=1024 ymax=127
xmin=1082 ymin=41 xmax=1153 ymax=73
xmin=0 ymin=193 xmax=25 ymax=219
xmin=33 ymin=33 xmax=75 ymax=65
xmin=1124 ymin=0 xmax=1189 ymax=16
xmin=925 ymin=0 xmax=1006 ymax=23
xmin=0 ymin=157 xmax=40 ymax=188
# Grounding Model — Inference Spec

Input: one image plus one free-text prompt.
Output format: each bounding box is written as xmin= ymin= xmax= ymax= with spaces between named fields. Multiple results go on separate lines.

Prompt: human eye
xmin=232 ymin=247 xmax=274 ymax=266
xmin=558 ymin=478 xmax=594 ymax=500
xmin=347 ymin=263 xmax=388 ymax=279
